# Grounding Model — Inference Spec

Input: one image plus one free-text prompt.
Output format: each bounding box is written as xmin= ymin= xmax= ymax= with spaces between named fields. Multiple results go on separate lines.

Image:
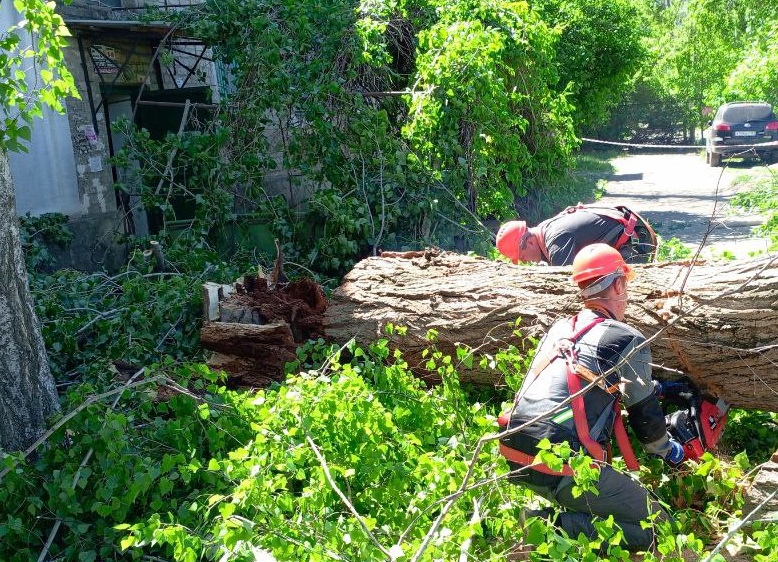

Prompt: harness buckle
xmin=556 ymin=338 xmax=575 ymax=359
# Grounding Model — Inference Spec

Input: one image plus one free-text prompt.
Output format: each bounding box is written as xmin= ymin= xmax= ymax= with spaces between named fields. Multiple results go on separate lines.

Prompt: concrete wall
xmin=50 ymin=0 xmax=320 ymax=265
xmin=56 ymin=21 xmax=126 ymax=271
xmin=1 ymin=2 xmax=82 ymax=218
xmin=7 ymin=107 xmax=83 ymax=217
xmin=62 ymin=38 xmax=117 ymax=218
xmin=9 ymin=0 xmax=219 ymax=271
xmin=0 ymin=0 xmax=126 ymax=271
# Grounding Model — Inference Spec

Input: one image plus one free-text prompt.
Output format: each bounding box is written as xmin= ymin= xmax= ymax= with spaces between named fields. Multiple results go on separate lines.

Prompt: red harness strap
xmin=499 ymin=443 xmax=575 ymax=476
xmin=613 ymin=212 xmax=638 ymax=250
xmin=565 ymin=314 xmax=640 ymax=471
xmin=565 ymin=361 xmax=639 ymax=470
xmin=613 ymin=402 xmax=640 ymax=470
xmin=565 ymin=315 xmax=609 ymax=463
xmin=500 ymin=314 xmax=641 ymax=474
xmin=566 ymin=362 xmax=609 ymax=463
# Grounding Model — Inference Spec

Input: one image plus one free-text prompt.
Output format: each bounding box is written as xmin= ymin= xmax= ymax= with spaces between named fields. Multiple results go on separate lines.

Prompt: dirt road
xmin=597 ymin=152 xmax=772 ymax=259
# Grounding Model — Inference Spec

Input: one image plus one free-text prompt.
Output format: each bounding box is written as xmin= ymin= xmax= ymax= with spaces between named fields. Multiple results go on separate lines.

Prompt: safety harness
xmin=558 ymin=204 xmax=657 ymax=257
xmin=499 ymin=314 xmax=640 ymax=476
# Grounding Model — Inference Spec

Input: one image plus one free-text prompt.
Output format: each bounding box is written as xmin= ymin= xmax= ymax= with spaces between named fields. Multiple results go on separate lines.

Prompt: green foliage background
xmin=604 ymin=0 xmax=778 ymax=142
xmin=118 ymin=0 xmax=778 ymax=275
xmin=120 ymin=0 xmax=656 ymax=278
xmin=0 ymin=0 xmax=79 ymax=151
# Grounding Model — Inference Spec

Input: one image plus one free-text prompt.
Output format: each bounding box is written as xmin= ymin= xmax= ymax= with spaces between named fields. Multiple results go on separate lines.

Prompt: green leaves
xmin=536 ymin=0 xmax=649 ymax=129
xmin=656 ymin=236 xmax=693 ymax=262
xmin=1 ymin=0 xmax=79 ymax=152
xmin=402 ymin=0 xmax=576 ymax=219
xmin=0 ymin=329 xmax=775 ymax=561
xmin=116 ymin=0 xmax=616 ymax=279
xmin=641 ymin=0 xmax=778 ymax=130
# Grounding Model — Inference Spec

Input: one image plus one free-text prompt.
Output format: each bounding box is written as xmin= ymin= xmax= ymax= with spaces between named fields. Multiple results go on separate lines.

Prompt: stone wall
xmin=62 ymin=38 xmax=117 ymax=218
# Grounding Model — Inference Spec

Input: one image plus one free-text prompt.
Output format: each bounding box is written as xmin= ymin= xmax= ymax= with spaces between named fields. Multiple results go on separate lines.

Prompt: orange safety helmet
xmin=495 ymin=221 xmax=527 ymax=263
xmin=571 ymin=243 xmax=635 ymax=285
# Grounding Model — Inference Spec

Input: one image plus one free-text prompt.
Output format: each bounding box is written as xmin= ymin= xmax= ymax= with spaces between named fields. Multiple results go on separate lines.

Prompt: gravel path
xmin=597 ymin=152 xmax=773 ymax=259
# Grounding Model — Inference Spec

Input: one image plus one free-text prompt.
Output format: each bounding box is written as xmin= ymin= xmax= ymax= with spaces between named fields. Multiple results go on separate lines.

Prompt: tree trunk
xmin=204 ymin=250 xmax=778 ymax=412
xmin=0 ymin=150 xmax=59 ymax=451
xmin=327 ymin=251 xmax=778 ymax=410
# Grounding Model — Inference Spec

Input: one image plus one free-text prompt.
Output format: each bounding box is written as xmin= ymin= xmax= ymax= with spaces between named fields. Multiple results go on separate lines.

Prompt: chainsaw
xmin=660 ymin=379 xmax=730 ymax=462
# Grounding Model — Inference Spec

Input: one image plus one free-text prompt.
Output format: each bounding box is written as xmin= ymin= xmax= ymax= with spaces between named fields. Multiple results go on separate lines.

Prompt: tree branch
xmin=37 ymin=369 xmax=146 ymax=562
xmin=701 ymin=488 xmax=778 ymax=562
xmin=0 ymin=371 xmax=164 ymax=482
xmin=305 ymin=434 xmax=391 ymax=559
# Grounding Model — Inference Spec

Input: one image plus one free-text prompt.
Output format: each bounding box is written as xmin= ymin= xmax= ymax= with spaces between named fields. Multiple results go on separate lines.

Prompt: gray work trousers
xmin=526 ymin=465 xmax=670 ymax=550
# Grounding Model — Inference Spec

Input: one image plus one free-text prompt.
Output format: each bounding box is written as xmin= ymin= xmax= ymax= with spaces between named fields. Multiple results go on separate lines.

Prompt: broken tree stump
xmin=200 ymin=275 xmax=327 ymax=387
xmin=203 ymin=251 xmax=778 ymax=412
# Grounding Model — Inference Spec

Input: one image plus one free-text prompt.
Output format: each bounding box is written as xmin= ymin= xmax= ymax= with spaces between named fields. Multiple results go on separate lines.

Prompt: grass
xmin=730 ymin=171 xmax=778 ymax=213
xmin=729 ymin=165 xmax=778 ymax=251
xmin=656 ymin=236 xmax=693 ymax=261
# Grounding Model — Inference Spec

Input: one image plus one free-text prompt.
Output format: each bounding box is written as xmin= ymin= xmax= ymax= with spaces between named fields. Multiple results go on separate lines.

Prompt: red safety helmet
xmin=571 ymin=243 xmax=635 ymax=285
xmin=496 ymin=221 xmax=527 ymax=263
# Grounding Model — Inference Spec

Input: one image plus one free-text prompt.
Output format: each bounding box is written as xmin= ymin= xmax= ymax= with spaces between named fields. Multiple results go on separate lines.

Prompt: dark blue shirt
xmin=540 ymin=209 xmax=623 ymax=266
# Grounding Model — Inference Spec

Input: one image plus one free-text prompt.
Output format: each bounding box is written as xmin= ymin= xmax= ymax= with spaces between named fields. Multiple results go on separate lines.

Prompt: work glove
xmin=663 ymin=439 xmax=685 ymax=466
xmin=653 ymin=380 xmax=690 ymax=399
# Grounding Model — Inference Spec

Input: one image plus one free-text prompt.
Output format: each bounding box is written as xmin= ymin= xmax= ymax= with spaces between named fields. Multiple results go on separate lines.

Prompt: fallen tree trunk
xmin=203 ymin=251 xmax=778 ymax=411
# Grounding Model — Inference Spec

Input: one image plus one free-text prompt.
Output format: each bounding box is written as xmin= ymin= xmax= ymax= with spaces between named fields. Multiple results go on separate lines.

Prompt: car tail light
xmin=765 ymin=121 xmax=778 ymax=131
xmin=714 ymin=123 xmax=731 ymax=132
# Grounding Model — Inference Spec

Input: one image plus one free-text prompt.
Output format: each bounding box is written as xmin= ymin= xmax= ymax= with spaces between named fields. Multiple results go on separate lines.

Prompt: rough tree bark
xmin=325 ymin=251 xmax=778 ymax=411
xmin=203 ymin=250 xmax=778 ymax=412
xmin=0 ymin=150 xmax=60 ymax=451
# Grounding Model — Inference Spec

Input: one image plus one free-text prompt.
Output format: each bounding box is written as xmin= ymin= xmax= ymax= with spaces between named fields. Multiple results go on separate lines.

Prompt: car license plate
xmin=734 ymin=130 xmax=757 ymax=137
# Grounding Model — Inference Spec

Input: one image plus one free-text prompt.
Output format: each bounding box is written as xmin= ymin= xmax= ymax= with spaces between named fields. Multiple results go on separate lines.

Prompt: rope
xmin=581 ymin=137 xmax=778 ymax=151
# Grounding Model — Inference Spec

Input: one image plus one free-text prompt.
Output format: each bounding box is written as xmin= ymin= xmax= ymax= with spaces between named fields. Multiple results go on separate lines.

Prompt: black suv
xmin=704 ymin=101 xmax=778 ymax=167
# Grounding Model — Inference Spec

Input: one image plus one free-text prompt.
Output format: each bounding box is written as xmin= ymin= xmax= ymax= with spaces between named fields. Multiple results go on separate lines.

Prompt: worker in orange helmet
xmin=495 ymin=204 xmax=657 ymax=266
xmin=498 ymin=243 xmax=681 ymax=551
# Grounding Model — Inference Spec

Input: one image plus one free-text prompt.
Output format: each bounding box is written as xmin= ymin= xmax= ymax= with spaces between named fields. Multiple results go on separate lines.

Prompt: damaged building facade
xmin=5 ymin=0 xmax=220 ymax=270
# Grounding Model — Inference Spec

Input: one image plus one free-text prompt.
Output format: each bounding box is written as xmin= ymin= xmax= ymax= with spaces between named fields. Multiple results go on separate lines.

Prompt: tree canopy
xmin=113 ymin=0 xmax=657 ymax=280
xmin=535 ymin=0 xmax=650 ymax=129
xmin=638 ymin=0 xmax=778 ymax=134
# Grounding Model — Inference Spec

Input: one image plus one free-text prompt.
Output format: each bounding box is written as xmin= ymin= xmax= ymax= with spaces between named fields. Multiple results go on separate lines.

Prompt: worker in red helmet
xmin=498 ymin=244 xmax=681 ymax=551
xmin=495 ymin=204 xmax=657 ymax=266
